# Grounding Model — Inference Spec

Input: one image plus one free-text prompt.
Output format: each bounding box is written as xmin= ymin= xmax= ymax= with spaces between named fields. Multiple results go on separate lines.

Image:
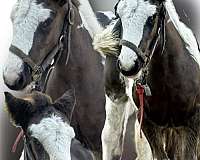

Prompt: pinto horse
xmin=4 ymin=91 xmax=94 ymax=160
xmin=3 ymin=0 xmax=105 ymax=159
xmin=94 ymin=0 xmax=200 ymax=159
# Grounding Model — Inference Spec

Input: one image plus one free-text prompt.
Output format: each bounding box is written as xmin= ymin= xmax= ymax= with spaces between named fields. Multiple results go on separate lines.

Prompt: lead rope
xmin=136 ymin=84 xmax=145 ymax=138
xmin=12 ymin=129 xmax=24 ymax=153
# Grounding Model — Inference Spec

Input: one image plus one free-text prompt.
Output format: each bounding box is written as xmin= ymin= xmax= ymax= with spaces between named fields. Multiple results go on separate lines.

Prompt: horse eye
xmin=42 ymin=18 xmax=53 ymax=28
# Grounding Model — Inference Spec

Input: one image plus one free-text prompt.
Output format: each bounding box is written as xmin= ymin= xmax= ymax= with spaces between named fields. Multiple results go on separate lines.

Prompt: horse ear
xmin=53 ymin=90 xmax=75 ymax=121
xmin=4 ymin=92 xmax=32 ymax=127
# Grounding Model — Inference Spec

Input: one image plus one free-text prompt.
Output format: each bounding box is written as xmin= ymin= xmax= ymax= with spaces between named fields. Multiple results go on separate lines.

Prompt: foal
xmin=4 ymin=91 xmax=94 ymax=160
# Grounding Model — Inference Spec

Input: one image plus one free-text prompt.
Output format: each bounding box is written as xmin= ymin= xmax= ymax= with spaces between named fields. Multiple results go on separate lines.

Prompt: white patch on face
xmin=3 ymin=0 xmax=51 ymax=85
xmin=29 ymin=114 xmax=75 ymax=160
xmin=117 ymin=0 xmax=157 ymax=71
xmin=165 ymin=0 xmax=200 ymax=67
xmin=11 ymin=0 xmax=51 ymax=54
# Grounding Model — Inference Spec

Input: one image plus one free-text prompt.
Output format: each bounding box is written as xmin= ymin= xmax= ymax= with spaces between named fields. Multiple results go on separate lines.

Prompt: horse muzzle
xmin=117 ymin=57 xmax=144 ymax=77
xmin=3 ymin=63 xmax=32 ymax=90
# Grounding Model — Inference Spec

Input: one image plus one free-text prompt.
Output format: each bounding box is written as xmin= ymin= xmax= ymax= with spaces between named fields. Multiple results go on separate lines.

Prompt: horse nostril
xmin=3 ymin=64 xmax=32 ymax=90
xmin=16 ymin=73 xmax=25 ymax=87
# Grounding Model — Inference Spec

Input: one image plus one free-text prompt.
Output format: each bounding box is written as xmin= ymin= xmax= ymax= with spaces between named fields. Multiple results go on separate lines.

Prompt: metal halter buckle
xmin=32 ymin=66 xmax=43 ymax=82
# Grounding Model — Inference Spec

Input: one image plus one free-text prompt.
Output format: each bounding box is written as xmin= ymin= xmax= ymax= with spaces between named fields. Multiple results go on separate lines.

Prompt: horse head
xmin=4 ymin=90 xmax=76 ymax=160
xmin=115 ymin=0 xmax=166 ymax=78
xmin=3 ymin=0 xmax=78 ymax=90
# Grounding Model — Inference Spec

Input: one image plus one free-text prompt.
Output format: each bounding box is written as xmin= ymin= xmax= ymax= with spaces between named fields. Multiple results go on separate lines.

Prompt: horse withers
xmin=4 ymin=91 xmax=94 ymax=160
xmin=94 ymin=0 xmax=200 ymax=159
xmin=3 ymin=0 xmax=105 ymax=159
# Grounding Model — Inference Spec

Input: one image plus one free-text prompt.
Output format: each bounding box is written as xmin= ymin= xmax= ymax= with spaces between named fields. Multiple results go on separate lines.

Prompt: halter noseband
xmin=9 ymin=0 xmax=75 ymax=92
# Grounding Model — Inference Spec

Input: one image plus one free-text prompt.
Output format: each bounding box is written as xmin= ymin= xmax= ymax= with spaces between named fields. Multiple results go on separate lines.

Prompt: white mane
xmin=165 ymin=0 xmax=200 ymax=67
xmin=29 ymin=114 xmax=75 ymax=160
xmin=78 ymin=0 xmax=103 ymax=38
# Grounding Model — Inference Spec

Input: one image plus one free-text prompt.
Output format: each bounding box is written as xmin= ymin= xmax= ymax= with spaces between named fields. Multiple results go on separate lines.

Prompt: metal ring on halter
xmin=59 ymin=35 xmax=65 ymax=43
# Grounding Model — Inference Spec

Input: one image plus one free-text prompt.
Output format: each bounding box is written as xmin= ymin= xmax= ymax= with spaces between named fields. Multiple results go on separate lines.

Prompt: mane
xmin=93 ymin=20 xmax=120 ymax=56
xmin=165 ymin=0 xmax=200 ymax=66
xmin=78 ymin=0 xmax=103 ymax=38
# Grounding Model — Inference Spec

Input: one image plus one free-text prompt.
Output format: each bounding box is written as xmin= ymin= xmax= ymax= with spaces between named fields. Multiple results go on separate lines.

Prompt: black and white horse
xmin=94 ymin=0 xmax=200 ymax=159
xmin=3 ymin=0 xmax=105 ymax=159
xmin=4 ymin=91 xmax=94 ymax=160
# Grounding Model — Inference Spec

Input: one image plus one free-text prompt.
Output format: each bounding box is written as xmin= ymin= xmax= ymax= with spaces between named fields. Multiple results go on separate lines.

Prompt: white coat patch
xmin=165 ymin=0 xmax=200 ymax=67
xmin=29 ymin=115 xmax=75 ymax=160
xmin=79 ymin=0 xmax=103 ymax=38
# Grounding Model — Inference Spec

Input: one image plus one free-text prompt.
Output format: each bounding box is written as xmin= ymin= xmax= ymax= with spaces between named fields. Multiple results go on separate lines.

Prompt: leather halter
xmin=9 ymin=0 xmax=75 ymax=92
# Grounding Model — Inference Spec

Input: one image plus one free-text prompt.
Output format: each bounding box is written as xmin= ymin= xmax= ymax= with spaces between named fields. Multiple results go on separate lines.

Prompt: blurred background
xmin=0 ymin=0 xmax=199 ymax=159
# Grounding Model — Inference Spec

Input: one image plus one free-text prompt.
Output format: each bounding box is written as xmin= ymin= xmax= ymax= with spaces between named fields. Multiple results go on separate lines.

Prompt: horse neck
xmin=148 ymin=16 xmax=200 ymax=89
xmin=49 ymin=5 xmax=104 ymax=98
xmin=153 ymin=16 xmax=194 ymax=65
xmin=57 ymin=7 xmax=101 ymax=70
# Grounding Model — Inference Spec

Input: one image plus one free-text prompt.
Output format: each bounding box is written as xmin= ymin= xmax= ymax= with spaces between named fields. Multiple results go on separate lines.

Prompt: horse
xmin=3 ymin=0 xmax=105 ymax=159
xmin=4 ymin=91 xmax=95 ymax=160
xmin=93 ymin=0 xmax=200 ymax=159
xmin=94 ymin=10 xmax=152 ymax=160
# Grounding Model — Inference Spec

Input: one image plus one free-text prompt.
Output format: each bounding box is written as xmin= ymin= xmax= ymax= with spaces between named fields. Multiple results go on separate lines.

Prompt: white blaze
xmin=29 ymin=114 xmax=75 ymax=160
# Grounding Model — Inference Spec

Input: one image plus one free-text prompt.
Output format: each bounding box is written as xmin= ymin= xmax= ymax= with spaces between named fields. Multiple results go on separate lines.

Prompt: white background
xmin=0 ymin=0 xmax=199 ymax=159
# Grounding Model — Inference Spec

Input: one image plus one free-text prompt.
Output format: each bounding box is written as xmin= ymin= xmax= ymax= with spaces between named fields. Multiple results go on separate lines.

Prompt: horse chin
xmin=93 ymin=24 xmax=120 ymax=57
xmin=4 ymin=67 xmax=32 ymax=91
